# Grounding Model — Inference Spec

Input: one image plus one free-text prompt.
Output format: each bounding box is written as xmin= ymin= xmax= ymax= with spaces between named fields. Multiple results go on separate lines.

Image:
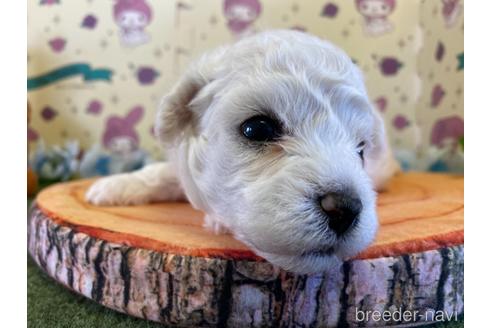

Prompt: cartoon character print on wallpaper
xmin=80 ymin=106 xmax=151 ymax=177
xmin=224 ymin=0 xmax=262 ymax=38
xmin=355 ymin=0 xmax=396 ymax=37
xmin=441 ymin=0 xmax=462 ymax=28
xmin=113 ymin=0 xmax=153 ymax=47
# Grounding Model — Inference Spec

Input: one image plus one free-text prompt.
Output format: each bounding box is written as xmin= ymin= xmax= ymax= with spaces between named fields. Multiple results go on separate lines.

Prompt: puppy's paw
xmin=86 ymin=175 xmax=152 ymax=206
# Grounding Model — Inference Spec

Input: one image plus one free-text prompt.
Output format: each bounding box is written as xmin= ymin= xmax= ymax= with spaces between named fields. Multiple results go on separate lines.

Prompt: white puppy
xmin=86 ymin=30 xmax=399 ymax=273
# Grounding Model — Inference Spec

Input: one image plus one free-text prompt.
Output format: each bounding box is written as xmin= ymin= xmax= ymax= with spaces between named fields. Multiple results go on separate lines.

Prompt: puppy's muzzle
xmin=320 ymin=191 xmax=362 ymax=236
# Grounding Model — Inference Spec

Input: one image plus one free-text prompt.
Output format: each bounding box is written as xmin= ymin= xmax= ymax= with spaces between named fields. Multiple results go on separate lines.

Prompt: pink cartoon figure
xmin=102 ymin=106 xmax=143 ymax=154
xmin=80 ymin=106 xmax=151 ymax=177
xmin=113 ymin=0 xmax=153 ymax=47
xmin=441 ymin=0 xmax=462 ymax=28
xmin=223 ymin=0 xmax=262 ymax=38
xmin=355 ymin=0 xmax=396 ymax=37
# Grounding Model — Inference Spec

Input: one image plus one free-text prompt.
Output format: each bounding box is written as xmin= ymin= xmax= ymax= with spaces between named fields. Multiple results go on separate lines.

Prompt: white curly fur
xmin=87 ymin=30 xmax=400 ymax=273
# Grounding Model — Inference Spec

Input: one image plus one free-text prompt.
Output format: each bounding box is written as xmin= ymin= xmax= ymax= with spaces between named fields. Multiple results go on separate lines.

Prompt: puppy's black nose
xmin=320 ymin=192 xmax=362 ymax=236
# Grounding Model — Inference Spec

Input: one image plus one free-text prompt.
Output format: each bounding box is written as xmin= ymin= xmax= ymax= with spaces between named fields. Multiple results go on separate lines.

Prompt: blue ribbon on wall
xmin=27 ymin=63 xmax=113 ymax=90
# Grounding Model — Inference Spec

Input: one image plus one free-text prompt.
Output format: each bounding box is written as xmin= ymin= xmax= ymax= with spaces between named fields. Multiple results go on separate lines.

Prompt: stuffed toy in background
xmin=31 ymin=140 xmax=81 ymax=184
xmin=28 ymin=105 xmax=154 ymax=185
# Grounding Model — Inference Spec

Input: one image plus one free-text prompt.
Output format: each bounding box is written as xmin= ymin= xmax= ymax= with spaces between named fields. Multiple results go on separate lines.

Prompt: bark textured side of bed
xmin=28 ymin=206 xmax=463 ymax=327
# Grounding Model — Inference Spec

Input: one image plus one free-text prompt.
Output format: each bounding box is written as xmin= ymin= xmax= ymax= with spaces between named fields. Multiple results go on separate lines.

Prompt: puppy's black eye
xmin=357 ymin=141 xmax=365 ymax=161
xmin=241 ymin=116 xmax=280 ymax=142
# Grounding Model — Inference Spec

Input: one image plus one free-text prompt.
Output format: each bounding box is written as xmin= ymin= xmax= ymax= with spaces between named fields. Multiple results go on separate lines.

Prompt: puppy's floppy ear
xmin=156 ymin=44 xmax=231 ymax=145
xmin=155 ymin=66 xmax=209 ymax=145
xmin=366 ymin=109 xmax=401 ymax=191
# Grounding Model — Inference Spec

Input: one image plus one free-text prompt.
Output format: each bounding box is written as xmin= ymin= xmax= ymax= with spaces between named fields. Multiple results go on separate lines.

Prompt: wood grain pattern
xmin=28 ymin=172 xmax=464 ymax=327
xmin=35 ymin=172 xmax=463 ymax=260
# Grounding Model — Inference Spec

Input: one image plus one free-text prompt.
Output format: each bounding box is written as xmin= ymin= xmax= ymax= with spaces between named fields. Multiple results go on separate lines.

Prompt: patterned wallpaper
xmin=27 ymin=0 xmax=464 ymax=181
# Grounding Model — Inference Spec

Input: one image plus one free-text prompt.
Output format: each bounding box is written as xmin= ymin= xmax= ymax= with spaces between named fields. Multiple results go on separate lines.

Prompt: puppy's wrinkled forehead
xmin=236 ymin=73 xmax=373 ymax=130
xmin=201 ymin=74 xmax=375 ymax=144
xmin=191 ymin=32 xmax=376 ymax=139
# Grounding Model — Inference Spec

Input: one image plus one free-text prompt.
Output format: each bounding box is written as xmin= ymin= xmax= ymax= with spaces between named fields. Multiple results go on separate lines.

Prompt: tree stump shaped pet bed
xmin=28 ymin=172 xmax=463 ymax=327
